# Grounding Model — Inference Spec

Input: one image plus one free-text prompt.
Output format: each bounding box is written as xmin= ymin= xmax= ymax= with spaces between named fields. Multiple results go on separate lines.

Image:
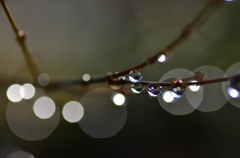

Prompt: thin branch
xmin=111 ymin=0 xmax=223 ymax=78
xmin=1 ymin=0 xmax=229 ymax=91
xmin=0 ymin=0 xmax=42 ymax=77
xmin=45 ymin=0 xmax=224 ymax=88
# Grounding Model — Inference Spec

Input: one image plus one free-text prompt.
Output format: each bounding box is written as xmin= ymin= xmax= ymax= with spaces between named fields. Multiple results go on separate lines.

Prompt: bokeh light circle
xmin=22 ymin=83 xmax=35 ymax=99
xmin=37 ymin=73 xmax=50 ymax=86
xmin=7 ymin=84 xmax=24 ymax=102
xmin=62 ymin=101 xmax=84 ymax=123
xmin=82 ymin=74 xmax=91 ymax=81
xmin=158 ymin=69 xmax=201 ymax=115
xmin=193 ymin=65 xmax=228 ymax=112
xmin=33 ymin=97 xmax=56 ymax=119
xmin=112 ymin=93 xmax=126 ymax=106
xmin=79 ymin=88 xmax=127 ymax=138
xmin=162 ymin=91 xmax=175 ymax=103
xmin=224 ymin=62 xmax=240 ymax=107
xmin=6 ymin=150 xmax=34 ymax=158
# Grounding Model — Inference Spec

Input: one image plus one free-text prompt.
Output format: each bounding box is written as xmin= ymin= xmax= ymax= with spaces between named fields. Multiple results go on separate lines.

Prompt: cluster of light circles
xmin=7 ymin=83 xmax=35 ymax=102
xmin=6 ymin=78 xmax=128 ymax=139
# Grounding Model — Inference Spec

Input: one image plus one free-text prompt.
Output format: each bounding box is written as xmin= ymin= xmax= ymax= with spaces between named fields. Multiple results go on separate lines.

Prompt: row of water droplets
xmin=121 ymin=53 xmax=240 ymax=100
xmin=125 ymin=54 xmax=197 ymax=99
xmin=128 ymin=69 xmax=190 ymax=98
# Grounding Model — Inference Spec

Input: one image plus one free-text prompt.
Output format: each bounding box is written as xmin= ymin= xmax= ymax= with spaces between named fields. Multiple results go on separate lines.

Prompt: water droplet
xmin=131 ymin=83 xmax=145 ymax=94
xmin=129 ymin=70 xmax=143 ymax=83
xmin=170 ymin=80 xmax=186 ymax=98
xmin=109 ymin=76 xmax=122 ymax=90
xmin=147 ymin=83 xmax=162 ymax=97
xmin=158 ymin=54 xmax=167 ymax=63
xmin=189 ymin=80 xmax=200 ymax=92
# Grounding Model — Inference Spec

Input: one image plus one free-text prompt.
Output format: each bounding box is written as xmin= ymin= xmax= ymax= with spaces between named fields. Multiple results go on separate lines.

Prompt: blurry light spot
xmin=63 ymin=101 xmax=84 ymax=123
xmin=228 ymin=87 xmax=239 ymax=98
xmin=189 ymin=81 xmax=200 ymax=92
xmin=34 ymin=97 xmax=55 ymax=119
xmin=22 ymin=84 xmax=35 ymax=99
xmin=7 ymin=150 xmax=34 ymax=158
xmin=38 ymin=73 xmax=50 ymax=86
xmin=7 ymin=84 xmax=24 ymax=102
xmin=82 ymin=74 xmax=91 ymax=81
xmin=112 ymin=93 xmax=126 ymax=106
xmin=79 ymin=88 xmax=127 ymax=138
xmin=162 ymin=91 xmax=174 ymax=103
xmin=158 ymin=54 xmax=166 ymax=63
xmin=18 ymin=30 xmax=24 ymax=36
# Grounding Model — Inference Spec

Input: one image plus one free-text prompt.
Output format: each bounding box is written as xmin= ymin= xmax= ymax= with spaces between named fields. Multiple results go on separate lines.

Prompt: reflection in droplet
xmin=228 ymin=87 xmax=239 ymax=98
xmin=38 ymin=73 xmax=50 ymax=86
xmin=131 ymin=83 xmax=145 ymax=94
xmin=6 ymin=88 xmax=60 ymax=141
xmin=170 ymin=80 xmax=186 ymax=98
xmin=112 ymin=93 xmax=126 ymax=106
xmin=79 ymin=88 xmax=127 ymax=138
xmin=33 ymin=97 xmax=56 ymax=119
xmin=158 ymin=54 xmax=166 ymax=63
xmin=6 ymin=150 xmax=34 ymax=158
xmin=129 ymin=70 xmax=143 ymax=82
xmin=224 ymin=62 xmax=240 ymax=108
xmin=189 ymin=81 xmax=200 ymax=92
xmin=62 ymin=101 xmax=84 ymax=123
xmin=147 ymin=84 xmax=162 ymax=97
xmin=162 ymin=91 xmax=175 ymax=103
xmin=82 ymin=74 xmax=91 ymax=81
xmin=7 ymin=84 xmax=24 ymax=102
xmin=22 ymin=84 xmax=35 ymax=99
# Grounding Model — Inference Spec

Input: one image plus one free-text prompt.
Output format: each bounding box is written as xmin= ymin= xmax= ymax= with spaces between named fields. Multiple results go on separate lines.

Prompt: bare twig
xmin=46 ymin=0 xmax=225 ymax=88
xmin=0 ymin=0 xmax=42 ymax=78
xmin=1 ymin=0 xmax=229 ymax=91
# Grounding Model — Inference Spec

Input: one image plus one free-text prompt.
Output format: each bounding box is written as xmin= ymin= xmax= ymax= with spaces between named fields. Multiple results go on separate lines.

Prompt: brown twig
xmin=0 ymin=0 xmax=42 ymax=78
xmin=1 ymin=0 xmax=229 ymax=90
xmin=46 ymin=0 xmax=225 ymax=88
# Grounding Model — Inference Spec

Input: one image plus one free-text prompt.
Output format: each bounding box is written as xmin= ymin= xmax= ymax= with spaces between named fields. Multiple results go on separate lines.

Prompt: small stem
xmin=112 ymin=0 xmax=220 ymax=78
xmin=45 ymin=0 xmax=224 ymax=89
xmin=1 ymin=0 xmax=227 ymax=90
xmin=0 ymin=0 xmax=42 ymax=77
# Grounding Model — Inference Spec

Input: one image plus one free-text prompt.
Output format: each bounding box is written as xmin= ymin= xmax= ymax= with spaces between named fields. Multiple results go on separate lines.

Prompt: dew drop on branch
xmin=131 ymin=83 xmax=145 ymax=94
xmin=147 ymin=83 xmax=162 ymax=97
xmin=170 ymin=80 xmax=186 ymax=98
xmin=128 ymin=70 xmax=143 ymax=83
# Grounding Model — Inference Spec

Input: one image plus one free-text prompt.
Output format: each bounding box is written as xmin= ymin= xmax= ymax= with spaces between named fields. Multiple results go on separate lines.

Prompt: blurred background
xmin=0 ymin=0 xmax=240 ymax=157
